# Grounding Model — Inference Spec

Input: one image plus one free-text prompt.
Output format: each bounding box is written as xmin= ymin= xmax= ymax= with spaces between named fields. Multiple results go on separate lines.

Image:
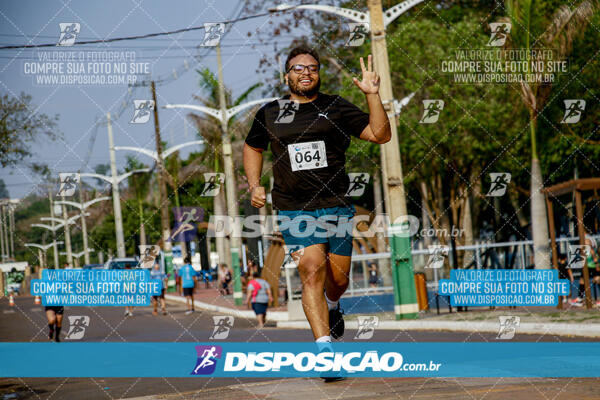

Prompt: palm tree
xmin=185 ymin=67 xmax=264 ymax=266
xmin=504 ymin=0 xmax=594 ymax=268
xmin=125 ymin=156 xmax=151 ymax=247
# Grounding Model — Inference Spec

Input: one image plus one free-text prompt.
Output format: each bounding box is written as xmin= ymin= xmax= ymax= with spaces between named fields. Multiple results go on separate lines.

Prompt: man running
xmin=243 ymin=46 xmax=390 ymax=348
xmin=45 ymin=305 xmax=64 ymax=342
xmin=179 ymin=256 xmax=197 ymax=315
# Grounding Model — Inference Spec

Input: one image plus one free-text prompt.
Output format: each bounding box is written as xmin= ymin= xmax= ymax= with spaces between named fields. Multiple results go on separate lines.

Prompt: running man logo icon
xmin=345 ymin=23 xmax=369 ymax=47
xmin=191 ymin=345 xmax=222 ymax=375
xmin=139 ymin=245 xmax=161 ymax=268
xmin=346 ymin=173 xmax=370 ymax=197
xmin=486 ymin=173 xmax=511 ymax=197
xmin=201 ymin=173 xmax=225 ymax=197
xmin=275 ymin=100 xmax=300 ymax=124
xmin=497 ymin=316 xmax=520 ymax=339
xmin=425 ymin=245 xmax=449 ymax=269
xmin=57 ymin=173 xmax=80 ymax=197
xmin=65 ymin=316 xmax=90 ymax=340
xmin=561 ymin=99 xmax=586 ymax=124
xmin=487 ymin=22 xmax=511 ymax=47
xmin=57 ymin=23 xmax=80 ymax=46
xmin=354 ymin=315 xmax=379 ymax=339
xmin=130 ymin=100 xmax=155 ymax=124
xmin=568 ymin=245 xmax=590 ymax=269
xmin=419 ymin=100 xmax=444 ymax=123
xmin=169 ymin=207 xmax=204 ymax=242
xmin=200 ymin=23 xmax=225 ymax=47
xmin=210 ymin=316 xmax=234 ymax=340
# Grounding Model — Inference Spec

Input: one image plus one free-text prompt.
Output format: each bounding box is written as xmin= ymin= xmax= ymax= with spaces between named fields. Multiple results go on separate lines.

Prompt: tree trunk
xmin=373 ymin=171 xmax=391 ymax=286
xmin=462 ymin=194 xmax=474 ymax=267
xmin=531 ymin=158 xmax=551 ymax=269
xmin=138 ymin=200 xmax=146 ymax=247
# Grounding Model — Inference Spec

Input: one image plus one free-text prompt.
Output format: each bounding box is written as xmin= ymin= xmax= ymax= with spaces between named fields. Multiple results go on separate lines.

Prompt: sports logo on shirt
xmin=65 ymin=315 xmax=90 ymax=340
xmin=200 ymin=23 xmax=225 ymax=47
xmin=496 ymin=315 xmax=520 ymax=339
xmin=57 ymin=23 xmax=80 ymax=46
xmin=201 ymin=173 xmax=225 ymax=196
xmin=346 ymin=173 xmax=370 ymax=197
xmin=345 ymin=23 xmax=369 ymax=47
xmin=57 ymin=173 xmax=80 ymax=197
xmin=419 ymin=100 xmax=444 ymax=123
xmin=210 ymin=316 xmax=234 ymax=340
xmin=487 ymin=22 xmax=511 ymax=47
xmin=354 ymin=315 xmax=379 ymax=340
xmin=561 ymin=99 xmax=585 ymax=124
xmin=275 ymin=100 xmax=299 ymax=124
xmin=191 ymin=345 xmax=222 ymax=375
xmin=486 ymin=173 xmax=511 ymax=197
xmin=130 ymin=100 xmax=155 ymax=124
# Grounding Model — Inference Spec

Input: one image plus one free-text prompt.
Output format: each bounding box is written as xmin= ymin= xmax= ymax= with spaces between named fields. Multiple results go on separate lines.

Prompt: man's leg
xmin=324 ymin=253 xmax=352 ymax=303
xmin=296 ymin=243 xmax=329 ymax=340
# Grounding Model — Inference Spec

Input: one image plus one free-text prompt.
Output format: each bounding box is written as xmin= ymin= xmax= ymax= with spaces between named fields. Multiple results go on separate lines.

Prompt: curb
xmin=164 ymin=294 xmax=290 ymax=321
xmin=277 ymin=319 xmax=600 ymax=338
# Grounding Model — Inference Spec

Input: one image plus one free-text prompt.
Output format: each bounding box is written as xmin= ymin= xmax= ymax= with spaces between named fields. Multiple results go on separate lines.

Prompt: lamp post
xmin=25 ymin=242 xmax=64 ymax=269
xmin=55 ymin=197 xmax=110 ymax=265
xmin=165 ymin=91 xmax=278 ymax=306
xmin=270 ymin=0 xmax=423 ymax=319
xmin=78 ymin=168 xmax=150 ymax=258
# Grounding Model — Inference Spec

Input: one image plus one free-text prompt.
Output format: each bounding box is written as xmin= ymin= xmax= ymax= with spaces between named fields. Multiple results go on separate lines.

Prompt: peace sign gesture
xmin=352 ymin=54 xmax=380 ymax=94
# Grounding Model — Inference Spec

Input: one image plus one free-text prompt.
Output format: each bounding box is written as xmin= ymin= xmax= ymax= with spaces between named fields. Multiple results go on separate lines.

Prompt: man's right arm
xmin=243 ymin=143 xmax=266 ymax=208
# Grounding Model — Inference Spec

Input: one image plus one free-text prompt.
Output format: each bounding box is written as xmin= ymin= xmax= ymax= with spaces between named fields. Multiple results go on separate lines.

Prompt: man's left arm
xmin=352 ymin=55 xmax=391 ymax=144
xmin=359 ymin=93 xmax=391 ymax=144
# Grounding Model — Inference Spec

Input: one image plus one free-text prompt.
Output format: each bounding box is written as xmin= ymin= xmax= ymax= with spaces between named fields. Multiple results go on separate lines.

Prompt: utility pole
xmin=9 ymin=205 xmax=14 ymax=258
xmin=48 ymin=193 xmax=59 ymax=269
xmin=60 ymin=195 xmax=73 ymax=267
xmin=216 ymin=44 xmax=243 ymax=305
xmin=368 ymin=0 xmax=418 ymax=319
xmin=151 ymin=81 xmax=174 ymax=287
xmin=79 ymin=181 xmax=90 ymax=265
xmin=107 ymin=112 xmax=126 ymax=258
xmin=0 ymin=204 xmax=5 ymax=260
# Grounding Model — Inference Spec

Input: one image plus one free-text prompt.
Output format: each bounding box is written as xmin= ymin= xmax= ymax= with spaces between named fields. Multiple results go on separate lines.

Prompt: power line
xmin=0 ymin=10 xmax=275 ymax=50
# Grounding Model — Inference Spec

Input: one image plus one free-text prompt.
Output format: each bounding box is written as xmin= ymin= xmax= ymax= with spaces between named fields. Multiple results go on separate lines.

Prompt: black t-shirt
xmin=245 ymin=92 xmax=370 ymax=211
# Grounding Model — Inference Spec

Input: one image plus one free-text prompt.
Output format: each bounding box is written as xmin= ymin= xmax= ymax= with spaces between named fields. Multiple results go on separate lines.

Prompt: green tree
xmin=0 ymin=92 xmax=59 ymax=168
xmin=504 ymin=0 xmax=595 ymax=268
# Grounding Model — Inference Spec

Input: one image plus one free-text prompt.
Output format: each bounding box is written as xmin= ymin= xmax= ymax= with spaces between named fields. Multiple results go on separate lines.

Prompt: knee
xmin=299 ymin=258 xmax=325 ymax=289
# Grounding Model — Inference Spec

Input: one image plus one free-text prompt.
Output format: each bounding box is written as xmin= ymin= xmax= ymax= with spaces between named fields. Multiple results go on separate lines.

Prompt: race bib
xmin=288 ymin=141 xmax=328 ymax=171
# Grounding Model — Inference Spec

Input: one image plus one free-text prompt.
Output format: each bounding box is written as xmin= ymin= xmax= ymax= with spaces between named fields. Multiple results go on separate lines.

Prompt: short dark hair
xmin=285 ymin=45 xmax=320 ymax=72
xmin=253 ymin=270 xmax=261 ymax=278
xmin=184 ymin=256 xmax=191 ymax=264
xmin=558 ymin=253 xmax=567 ymax=259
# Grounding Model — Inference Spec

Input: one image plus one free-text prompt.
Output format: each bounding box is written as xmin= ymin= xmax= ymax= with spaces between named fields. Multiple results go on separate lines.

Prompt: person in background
xmin=124 ymin=263 xmax=134 ymax=317
xmin=368 ymin=262 xmax=379 ymax=291
xmin=179 ymin=256 xmax=197 ymax=315
xmin=246 ymin=270 xmax=273 ymax=329
xmin=557 ymin=253 xmax=572 ymax=304
xmin=219 ymin=263 xmax=232 ymax=295
xmin=150 ymin=263 xmax=168 ymax=316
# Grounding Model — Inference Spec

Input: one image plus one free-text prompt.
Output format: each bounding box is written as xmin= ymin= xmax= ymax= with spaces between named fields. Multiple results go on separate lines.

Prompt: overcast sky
xmin=0 ymin=0 xmax=298 ymax=199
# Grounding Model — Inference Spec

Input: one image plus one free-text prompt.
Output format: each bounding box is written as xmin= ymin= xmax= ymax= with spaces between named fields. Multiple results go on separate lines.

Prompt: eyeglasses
xmin=287 ymin=64 xmax=320 ymax=74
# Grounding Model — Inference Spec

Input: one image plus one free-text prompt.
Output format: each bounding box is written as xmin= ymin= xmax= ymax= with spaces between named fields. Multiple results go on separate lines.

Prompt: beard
xmin=288 ymin=76 xmax=321 ymax=98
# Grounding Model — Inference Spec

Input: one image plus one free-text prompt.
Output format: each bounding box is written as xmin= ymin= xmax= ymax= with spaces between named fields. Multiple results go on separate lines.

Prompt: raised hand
xmin=352 ymin=54 xmax=380 ymax=94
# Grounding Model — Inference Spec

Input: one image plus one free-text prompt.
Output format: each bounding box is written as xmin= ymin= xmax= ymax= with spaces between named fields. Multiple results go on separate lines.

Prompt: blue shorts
xmin=252 ymin=302 xmax=268 ymax=315
xmin=277 ymin=205 xmax=356 ymax=257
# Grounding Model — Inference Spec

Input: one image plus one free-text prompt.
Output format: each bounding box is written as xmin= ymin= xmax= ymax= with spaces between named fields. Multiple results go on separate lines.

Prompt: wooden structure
xmin=542 ymin=178 xmax=600 ymax=310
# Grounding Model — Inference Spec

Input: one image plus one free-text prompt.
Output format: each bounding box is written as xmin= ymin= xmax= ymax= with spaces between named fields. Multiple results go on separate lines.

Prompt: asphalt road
xmin=0 ymin=296 xmax=597 ymax=400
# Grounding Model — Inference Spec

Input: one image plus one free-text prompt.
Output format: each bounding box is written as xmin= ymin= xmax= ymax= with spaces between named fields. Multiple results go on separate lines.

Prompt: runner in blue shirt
xmin=150 ymin=263 xmax=168 ymax=316
xmin=179 ymin=256 xmax=197 ymax=315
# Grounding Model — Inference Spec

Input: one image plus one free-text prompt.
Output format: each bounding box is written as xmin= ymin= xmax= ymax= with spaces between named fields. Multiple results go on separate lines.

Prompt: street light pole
xmin=48 ymin=192 xmax=59 ymax=269
xmin=107 ymin=112 xmax=126 ymax=258
xmin=368 ymin=0 xmax=418 ymax=319
xmin=60 ymin=196 xmax=74 ymax=267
